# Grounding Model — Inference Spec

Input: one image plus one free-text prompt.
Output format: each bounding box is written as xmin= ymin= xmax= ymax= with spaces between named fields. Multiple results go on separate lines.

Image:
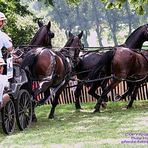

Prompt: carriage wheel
xmin=15 ymin=89 xmax=32 ymax=131
xmin=1 ymin=99 xmax=16 ymax=135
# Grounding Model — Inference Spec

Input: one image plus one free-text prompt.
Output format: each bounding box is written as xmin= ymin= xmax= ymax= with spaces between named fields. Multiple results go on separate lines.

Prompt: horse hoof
xmin=114 ymin=95 xmax=121 ymax=101
xmin=75 ymin=103 xmax=82 ymax=110
xmin=126 ymin=106 xmax=132 ymax=109
xmin=101 ymin=102 xmax=107 ymax=109
xmin=122 ymin=106 xmax=130 ymax=110
xmin=76 ymin=107 xmax=82 ymax=110
xmin=48 ymin=114 xmax=54 ymax=119
xmin=76 ymin=106 xmax=83 ymax=110
xmin=93 ymin=109 xmax=100 ymax=113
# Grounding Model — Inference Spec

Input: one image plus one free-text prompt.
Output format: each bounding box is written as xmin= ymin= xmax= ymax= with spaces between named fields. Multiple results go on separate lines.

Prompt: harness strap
xmin=26 ymin=48 xmax=56 ymax=81
xmin=39 ymin=80 xmax=66 ymax=105
xmin=55 ymin=51 xmax=72 ymax=76
xmin=44 ymin=49 xmax=56 ymax=81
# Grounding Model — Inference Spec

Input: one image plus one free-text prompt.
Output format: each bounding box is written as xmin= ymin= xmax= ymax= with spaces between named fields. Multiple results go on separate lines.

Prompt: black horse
xmin=12 ymin=20 xmax=55 ymax=124
xmin=21 ymin=31 xmax=84 ymax=119
xmin=89 ymin=47 xmax=148 ymax=112
xmin=74 ymin=24 xmax=148 ymax=110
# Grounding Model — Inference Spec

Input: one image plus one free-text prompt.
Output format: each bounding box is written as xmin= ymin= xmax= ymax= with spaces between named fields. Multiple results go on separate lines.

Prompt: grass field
xmin=0 ymin=100 xmax=148 ymax=148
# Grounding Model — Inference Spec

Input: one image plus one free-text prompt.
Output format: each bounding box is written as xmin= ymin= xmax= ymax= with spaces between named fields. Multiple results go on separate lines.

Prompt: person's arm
xmin=7 ymin=46 xmax=14 ymax=53
xmin=2 ymin=32 xmax=13 ymax=54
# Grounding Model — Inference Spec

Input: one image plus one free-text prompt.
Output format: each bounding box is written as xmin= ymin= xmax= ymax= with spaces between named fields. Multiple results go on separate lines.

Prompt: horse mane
xmin=74 ymin=58 xmax=83 ymax=72
xmin=60 ymin=36 xmax=74 ymax=54
xmin=124 ymin=25 xmax=145 ymax=46
xmin=63 ymin=36 xmax=74 ymax=48
xmin=29 ymin=26 xmax=45 ymax=45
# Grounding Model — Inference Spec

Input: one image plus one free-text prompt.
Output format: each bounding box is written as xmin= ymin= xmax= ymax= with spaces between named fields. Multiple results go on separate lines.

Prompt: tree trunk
xmin=92 ymin=0 xmax=103 ymax=46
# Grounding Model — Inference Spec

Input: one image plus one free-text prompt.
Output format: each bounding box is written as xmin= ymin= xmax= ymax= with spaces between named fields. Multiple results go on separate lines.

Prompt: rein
xmin=70 ymin=74 xmax=148 ymax=84
xmin=13 ymin=45 xmax=53 ymax=59
xmin=16 ymin=45 xmax=53 ymax=48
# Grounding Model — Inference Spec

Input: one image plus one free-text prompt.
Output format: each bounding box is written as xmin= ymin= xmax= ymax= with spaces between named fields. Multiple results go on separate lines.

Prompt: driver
xmin=0 ymin=57 xmax=10 ymax=108
xmin=0 ymin=12 xmax=13 ymax=58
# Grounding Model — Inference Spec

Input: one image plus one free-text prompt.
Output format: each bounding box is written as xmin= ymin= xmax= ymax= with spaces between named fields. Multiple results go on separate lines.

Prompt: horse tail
xmin=21 ymin=50 xmax=37 ymax=69
xmin=89 ymin=50 xmax=115 ymax=80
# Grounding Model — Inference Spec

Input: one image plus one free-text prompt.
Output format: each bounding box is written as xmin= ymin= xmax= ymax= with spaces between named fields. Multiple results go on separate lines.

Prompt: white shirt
xmin=0 ymin=75 xmax=9 ymax=102
xmin=0 ymin=30 xmax=12 ymax=57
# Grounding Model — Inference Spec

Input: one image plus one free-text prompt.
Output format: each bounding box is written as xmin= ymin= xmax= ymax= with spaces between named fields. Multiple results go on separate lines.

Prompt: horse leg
xmin=74 ymin=82 xmax=83 ymax=109
xmin=88 ymin=83 xmax=101 ymax=100
xmin=88 ymin=82 xmax=103 ymax=107
xmin=101 ymin=79 xmax=109 ymax=102
xmin=94 ymin=80 xmax=120 ymax=113
xmin=126 ymin=85 xmax=139 ymax=109
xmin=48 ymin=83 xmax=67 ymax=119
xmin=100 ymin=79 xmax=110 ymax=108
xmin=32 ymin=101 xmax=37 ymax=122
xmin=48 ymin=94 xmax=59 ymax=119
xmin=88 ymin=79 xmax=109 ymax=109
xmin=115 ymin=82 xmax=135 ymax=101
xmin=32 ymin=87 xmax=51 ymax=122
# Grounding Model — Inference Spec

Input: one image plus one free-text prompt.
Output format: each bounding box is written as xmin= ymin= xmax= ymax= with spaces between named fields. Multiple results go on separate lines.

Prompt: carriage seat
xmin=9 ymin=65 xmax=28 ymax=94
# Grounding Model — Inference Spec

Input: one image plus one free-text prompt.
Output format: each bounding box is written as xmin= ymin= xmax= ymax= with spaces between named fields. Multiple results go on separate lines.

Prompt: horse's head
xmin=13 ymin=21 xmax=55 ymax=64
xmin=29 ymin=20 xmax=54 ymax=48
xmin=62 ymin=31 xmax=84 ymax=67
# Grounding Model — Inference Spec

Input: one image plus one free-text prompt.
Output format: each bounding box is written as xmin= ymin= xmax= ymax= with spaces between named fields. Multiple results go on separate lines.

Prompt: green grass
xmin=0 ymin=100 xmax=148 ymax=148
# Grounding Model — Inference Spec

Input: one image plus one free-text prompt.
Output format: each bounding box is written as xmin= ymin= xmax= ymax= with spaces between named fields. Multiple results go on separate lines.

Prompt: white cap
xmin=0 ymin=58 xmax=6 ymax=65
xmin=0 ymin=12 xmax=6 ymax=21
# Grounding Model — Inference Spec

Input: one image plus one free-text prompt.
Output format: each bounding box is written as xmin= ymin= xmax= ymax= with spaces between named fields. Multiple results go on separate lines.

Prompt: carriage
xmin=0 ymin=55 xmax=32 ymax=135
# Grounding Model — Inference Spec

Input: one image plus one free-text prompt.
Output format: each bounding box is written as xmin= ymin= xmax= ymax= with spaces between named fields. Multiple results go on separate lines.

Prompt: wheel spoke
xmin=23 ymin=95 xmax=30 ymax=107
xmin=25 ymin=100 xmax=30 ymax=108
xmin=19 ymin=113 xmax=25 ymax=128
xmin=16 ymin=90 xmax=32 ymax=130
xmin=3 ymin=100 xmax=15 ymax=133
xmin=19 ymin=103 xmax=24 ymax=111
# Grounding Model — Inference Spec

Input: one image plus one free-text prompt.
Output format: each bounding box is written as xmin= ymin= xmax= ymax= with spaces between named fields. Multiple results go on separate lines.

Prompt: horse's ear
xmin=47 ymin=21 xmax=51 ymax=29
xmin=78 ymin=31 xmax=83 ymax=39
xmin=69 ymin=31 xmax=74 ymax=38
xmin=38 ymin=20 xmax=43 ymax=28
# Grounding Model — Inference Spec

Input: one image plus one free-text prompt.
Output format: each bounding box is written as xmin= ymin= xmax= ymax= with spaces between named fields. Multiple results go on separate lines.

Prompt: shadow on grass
xmin=32 ymin=100 xmax=148 ymax=129
xmin=0 ymin=100 xmax=148 ymax=140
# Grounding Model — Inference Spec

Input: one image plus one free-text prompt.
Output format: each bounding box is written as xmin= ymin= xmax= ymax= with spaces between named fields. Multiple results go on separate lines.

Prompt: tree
xmin=102 ymin=0 xmax=147 ymax=15
xmin=43 ymin=0 xmax=147 ymax=46
xmin=41 ymin=0 xmax=148 ymax=15
xmin=0 ymin=0 xmax=36 ymax=46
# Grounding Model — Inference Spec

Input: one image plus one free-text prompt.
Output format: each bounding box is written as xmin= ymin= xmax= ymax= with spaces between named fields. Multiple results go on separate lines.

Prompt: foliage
xmin=38 ymin=0 xmax=54 ymax=6
xmin=0 ymin=0 xmax=36 ymax=47
xmin=101 ymin=0 xmax=148 ymax=15
xmin=22 ymin=0 xmax=67 ymax=48
xmin=0 ymin=0 xmax=147 ymax=47
xmin=46 ymin=20 xmax=67 ymax=48
xmin=39 ymin=0 xmax=148 ymax=15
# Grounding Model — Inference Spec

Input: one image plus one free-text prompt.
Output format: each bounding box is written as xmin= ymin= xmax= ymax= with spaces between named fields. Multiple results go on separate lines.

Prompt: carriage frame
xmin=0 ymin=57 xmax=32 ymax=135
